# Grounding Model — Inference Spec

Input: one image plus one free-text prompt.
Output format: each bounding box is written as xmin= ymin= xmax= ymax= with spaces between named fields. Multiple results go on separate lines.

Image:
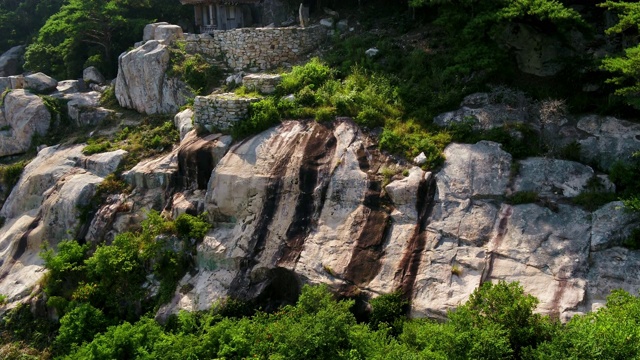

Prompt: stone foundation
xmin=184 ymin=25 xmax=327 ymax=71
xmin=243 ymin=74 xmax=281 ymax=94
xmin=193 ymin=93 xmax=261 ymax=131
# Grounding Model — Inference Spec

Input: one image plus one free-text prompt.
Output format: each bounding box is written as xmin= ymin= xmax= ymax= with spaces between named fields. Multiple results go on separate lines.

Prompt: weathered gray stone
xmin=0 ymin=45 xmax=24 ymax=77
xmin=513 ymin=158 xmax=605 ymax=198
xmin=337 ymin=19 xmax=349 ymax=32
xmin=9 ymin=75 xmax=23 ymax=89
xmin=0 ymin=90 xmax=51 ymax=157
xmin=0 ymin=77 xmax=11 ymax=91
xmin=143 ymin=22 xmax=169 ymax=42
xmin=83 ymin=66 xmax=106 ymax=85
xmin=115 ymin=40 xmax=193 ymax=114
xmin=577 ymin=115 xmax=640 ymax=170
xmin=365 ymin=48 xmax=379 ymax=57
xmin=0 ymin=144 xmax=126 ymax=309
xmin=320 ymin=18 xmax=334 ymax=28
xmin=174 ymin=109 xmax=194 ymax=141
xmin=56 ymin=80 xmax=82 ymax=94
xmin=498 ymin=23 xmax=582 ymax=77
xmin=65 ymin=91 xmax=113 ymax=126
xmin=413 ymin=152 xmax=427 ymax=165
xmin=437 ymin=141 xmax=512 ymax=200
xmin=591 ymin=201 xmax=640 ymax=251
xmin=242 ymin=73 xmax=281 ymax=94
xmin=154 ymin=24 xmax=184 ymax=43
xmin=24 ymin=72 xmax=57 ymax=93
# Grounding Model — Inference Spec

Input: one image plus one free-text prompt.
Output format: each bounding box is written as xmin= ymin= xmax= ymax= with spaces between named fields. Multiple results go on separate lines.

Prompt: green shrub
xmin=82 ymin=139 xmax=111 ymax=155
xmin=54 ymin=303 xmax=108 ymax=354
xmin=558 ymin=141 xmax=582 ymax=162
xmin=169 ymin=45 xmax=222 ymax=96
xmin=622 ymin=228 xmax=640 ymax=250
xmin=175 ymin=213 xmax=210 ymax=241
xmin=572 ymin=191 xmax=618 ymax=211
xmin=369 ymin=291 xmax=408 ymax=332
xmin=278 ymin=58 xmax=333 ymax=94
xmin=0 ymin=161 xmax=26 ymax=194
xmin=233 ymin=98 xmax=281 ymax=139
xmin=99 ymin=86 xmax=118 ymax=108
xmin=295 ymin=85 xmax=318 ymax=107
xmin=314 ymin=106 xmax=336 ymax=122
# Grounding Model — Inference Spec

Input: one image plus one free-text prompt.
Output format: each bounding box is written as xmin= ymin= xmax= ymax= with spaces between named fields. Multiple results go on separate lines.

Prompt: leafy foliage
xmin=600 ymin=1 xmax=640 ymax=108
xmin=169 ymin=46 xmax=222 ymax=95
xmin=23 ymin=0 xmax=191 ymax=79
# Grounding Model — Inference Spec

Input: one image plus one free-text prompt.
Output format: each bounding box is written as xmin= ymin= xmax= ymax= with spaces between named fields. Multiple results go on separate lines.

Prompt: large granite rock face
xmin=0 ymin=90 xmax=51 ymax=157
xmin=115 ymin=40 xmax=193 ymax=114
xmin=0 ymin=145 xmax=126 ymax=308
xmin=150 ymin=120 xmax=639 ymax=323
xmin=0 ymin=46 xmax=25 ymax=77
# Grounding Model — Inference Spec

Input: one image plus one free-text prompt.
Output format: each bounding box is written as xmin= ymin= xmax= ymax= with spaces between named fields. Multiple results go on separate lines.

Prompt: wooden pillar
xmin=209 ymin=4 xmax=214 ymax=26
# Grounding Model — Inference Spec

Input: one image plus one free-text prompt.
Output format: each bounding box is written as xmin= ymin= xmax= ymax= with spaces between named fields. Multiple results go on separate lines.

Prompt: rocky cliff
xmin=144 ymin=118 xmax=639 ymax=322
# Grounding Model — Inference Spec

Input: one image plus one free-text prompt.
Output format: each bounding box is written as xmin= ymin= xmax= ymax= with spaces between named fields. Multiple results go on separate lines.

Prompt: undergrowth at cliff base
xmin=6 ymin=278 xmax=640 ymax=359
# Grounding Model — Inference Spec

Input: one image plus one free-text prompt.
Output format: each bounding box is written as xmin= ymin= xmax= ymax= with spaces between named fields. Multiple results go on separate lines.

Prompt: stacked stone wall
xmin=193 ymin=93 xmax=261 ymax=131
xmin=184 ymin=25 xmax=327 ymax=71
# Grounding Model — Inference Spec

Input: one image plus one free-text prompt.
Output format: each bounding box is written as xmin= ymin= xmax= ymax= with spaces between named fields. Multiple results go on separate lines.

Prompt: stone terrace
xmin=183 ymin=25 xmax=327 ymax=71
xmin=193 ymin=93 xmax=261 ymax=132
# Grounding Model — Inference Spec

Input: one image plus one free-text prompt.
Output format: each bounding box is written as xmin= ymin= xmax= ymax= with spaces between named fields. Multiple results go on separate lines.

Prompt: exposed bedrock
xmin=0 ymin=89 xmax=51 ymax=157
xmin=0 ymin=145 xmax=126 ymax=309
xmin=115 ymin=40 xmax=192 ymax=115
xmin=159 ymin=121 xmax=639 ymax=322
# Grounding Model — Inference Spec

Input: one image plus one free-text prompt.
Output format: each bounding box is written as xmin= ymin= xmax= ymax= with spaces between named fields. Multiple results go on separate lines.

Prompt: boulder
xmin=9 ymin=75 xmax=23 ymax=89
xmin=512 ymin=158 xmax=609 ymax=198
xmin=79 ymin=149 xmax=129 ymax=177
xmin=154 ymin=25 xmax=184 ymax=43
xmin=24 ymin=72 xmax=57 ymax=94
xmin=577 ymin=115 xmax=640 ymax=170
xmin=413 ymin=152 xmax=427 ymax=165
xmin=0 ymin=90 xmax=51 ymax=157
xmin=115 ymin=40 xmax=193 ymax=114
xmin=123 ymin=151 xmax=178 ymax=191
xmin=174 ymin=109 xmax=194 ymax=141
xmin=0 ymin=45 xmax=25 ymax=77
xmin=320 ymin=18 xmax=334 ymax=28
xmin=56 ymin=80 xmax=82 ymax=94
xmin=433 ymin=91 xmax=532 ymax=130
xmin=66 ymin=91 xmax=113 ymax=126
xmin=143 ymin=22 xmax=170 ymax=42
xmin=365 ymin=48 xmax=379 ymax=57
xmin=225 ymin=72 xmax=244 ymax=86
xmin=337 ymin=19 xmax=349 ymax=32
xmin=83 ymin=66 xmax=106 ymax=85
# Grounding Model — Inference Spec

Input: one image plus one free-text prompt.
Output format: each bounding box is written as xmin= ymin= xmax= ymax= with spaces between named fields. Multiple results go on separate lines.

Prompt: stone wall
xmin=184 ymin=25 xmax=327 ymax=71
xmin=193 ymin=93 xmax=261 ymax=131
xmin=243 ymin=74 xmax=281 ymax=94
